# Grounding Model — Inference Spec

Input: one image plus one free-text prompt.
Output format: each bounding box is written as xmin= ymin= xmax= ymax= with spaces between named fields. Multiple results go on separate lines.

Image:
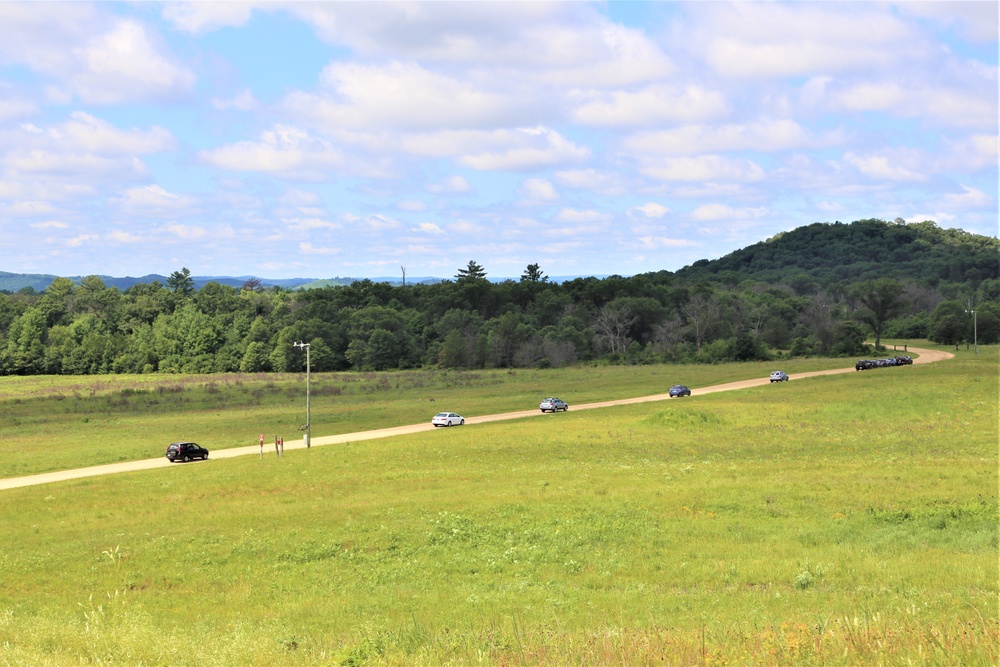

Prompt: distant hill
xmin=674 ymin=219 xmax=999 ymax=288
xmin=0 ymin=272 xmax=316 ymax=293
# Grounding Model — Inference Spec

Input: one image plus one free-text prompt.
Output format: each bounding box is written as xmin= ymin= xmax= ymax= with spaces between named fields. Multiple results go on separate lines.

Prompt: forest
xmin=1 ymin=219 xmax=996 ymax=376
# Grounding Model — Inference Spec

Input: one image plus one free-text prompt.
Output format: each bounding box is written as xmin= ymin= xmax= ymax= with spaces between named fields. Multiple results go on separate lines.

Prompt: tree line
xmin=1 ymin=251 xmax=995 ymax=377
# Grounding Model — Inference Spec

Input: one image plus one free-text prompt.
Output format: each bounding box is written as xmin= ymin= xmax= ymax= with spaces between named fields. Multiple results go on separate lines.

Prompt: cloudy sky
xmin=0 ymin=2 xmax=996 ymax=281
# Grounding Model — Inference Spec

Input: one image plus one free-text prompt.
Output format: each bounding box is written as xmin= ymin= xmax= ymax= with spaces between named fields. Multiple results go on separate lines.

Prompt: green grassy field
xmin=1 ymin=356 xmax=857 ymax=479
xmin=0 ymin=343 xmax=996 ymax=665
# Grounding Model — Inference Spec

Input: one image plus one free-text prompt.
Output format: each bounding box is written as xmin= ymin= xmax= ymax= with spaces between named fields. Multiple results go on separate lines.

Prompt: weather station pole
xmin=293 ymin=341 xmax=311 ymax=447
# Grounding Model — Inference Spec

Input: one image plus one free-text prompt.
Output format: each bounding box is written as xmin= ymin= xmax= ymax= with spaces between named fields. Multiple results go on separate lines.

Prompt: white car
xmin=769 ymin=371 xmax=789 ymax=382
xmin=432 ymin=412 xmax=465 ymax=427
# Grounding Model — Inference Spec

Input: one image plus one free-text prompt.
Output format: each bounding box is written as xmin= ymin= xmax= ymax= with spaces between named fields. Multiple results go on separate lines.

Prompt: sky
xmin=0 ymin=1 xmax=996 ymax=281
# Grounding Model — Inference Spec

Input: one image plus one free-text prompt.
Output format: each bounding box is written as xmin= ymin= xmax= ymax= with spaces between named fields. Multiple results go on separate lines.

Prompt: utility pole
xmin=293 ymin=341 xmax=311 ymax=447
xmin=965 ymin=304 xmax=978 ymax=355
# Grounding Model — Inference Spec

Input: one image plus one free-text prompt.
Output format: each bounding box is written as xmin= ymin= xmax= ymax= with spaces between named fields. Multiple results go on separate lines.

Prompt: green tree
xmin=456 ymin=260 xmax=487 ymax=283
xmin=2 ymin=307 xmax=47 ymax=374
xmin=852 ymin=278 xmax=907 ymax=349
xmin=929 ymin=301 xmax=967 ymax=345
xmin=167 ymin=267 xmax=195 ymax=299
xmin=520 ymin=263 xmax=546 ymax=283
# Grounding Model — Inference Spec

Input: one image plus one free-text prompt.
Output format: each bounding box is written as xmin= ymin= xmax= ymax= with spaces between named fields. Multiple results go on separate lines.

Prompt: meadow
xmin=1 ymin=356 xmax=852 ymax=479
xmin=0 ymin=343 xmax=996 ymax=665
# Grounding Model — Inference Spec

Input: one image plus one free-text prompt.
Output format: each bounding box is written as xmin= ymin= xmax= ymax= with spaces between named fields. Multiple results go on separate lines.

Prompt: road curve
xmin=0 ymin=346 xmax=953 ymax=491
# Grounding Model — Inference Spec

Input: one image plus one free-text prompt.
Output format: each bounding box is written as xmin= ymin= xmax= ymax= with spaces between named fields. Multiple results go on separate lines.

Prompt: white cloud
xmin=111 ymin=185 xmax=197 ymax=217
xmin=162 ymin=2 xmax=261 ymax=34
xmin=630 ymin=203 xmax=670 ymax=219
xmin=416 ymin=222 xmax=444 ymax=234
xmin=638 ymin=236 xmax=697 ymax=249
xmin=518 ymin=178 xmax=559 ymax=203
xmin=624 ymin=120 xmax=829 ymax=156
xmin=165 ymin=223 xmax=206 ymax=239
xmin=640 ymin=155 xmax=766 ymax=183
xmin=843 ymin=151 xmax=927 ymax=182
xmin=687 ymin=3 xmax=920 ymax=78
xmin=211 ymin=89 xmax=258 ymax=111
xmin=29 ymin=220 xmax=69 ymax=229
xmin=938 ymin=185 xmax=993 ymax=209
xmin=398 ymin=200 xmax=427 ymax=212
xmin=690 ymin=204 xmax=767 ymax=222
xmin=72 ymin=19 xmax=195 ymax=104
xmin=290 ymin=3 xmax=672 ymax=86
xmin=199 ymin=126 xmax=346 ymax=177
xmin=299 ymin=242 xmax=340 ymax=255
xmin=459 ymin=127 xmax=590 ymax=171
xmin=555 ymin=208 xmax=611 ymax=224
xmin=553 ymin=169 xmax=628 ymax=196
xmin=287 ymin=61 xmax=523 ymax=132
xmin=427 ymin=176 xmax=472 ymax=194
xmin=572 ymin=85 xmax=729 ymax=127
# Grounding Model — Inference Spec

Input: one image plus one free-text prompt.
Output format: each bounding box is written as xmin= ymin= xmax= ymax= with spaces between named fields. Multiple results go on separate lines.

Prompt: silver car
xmin=769 ymin=371 xmax=789 ymax=382
xmin=539 ymin=397 xmax=568 ymax=413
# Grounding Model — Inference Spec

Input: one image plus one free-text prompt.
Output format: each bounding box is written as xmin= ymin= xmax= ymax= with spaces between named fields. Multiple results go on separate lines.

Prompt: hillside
xmin=674 ymin=219 xmax=999 ymax=287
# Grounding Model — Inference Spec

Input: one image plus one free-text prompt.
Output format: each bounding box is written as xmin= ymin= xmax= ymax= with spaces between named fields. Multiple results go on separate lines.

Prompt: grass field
xmin=0 ymin=343 xmax=996 ymax=665
xmin=1 ymin=356 xmax=859 ymax=479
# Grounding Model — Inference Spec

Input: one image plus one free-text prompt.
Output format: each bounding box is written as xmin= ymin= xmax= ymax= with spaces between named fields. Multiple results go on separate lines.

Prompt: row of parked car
xmin=855 ymin=356 xmax=912 ymax=370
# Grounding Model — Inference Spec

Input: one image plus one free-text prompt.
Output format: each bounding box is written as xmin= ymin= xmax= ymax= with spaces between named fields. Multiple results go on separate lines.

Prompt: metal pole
xmin=294 ymin=341 xmax=312 ymax=448
xmin=966 ymin=307 xmax=978 ymax=355
xmin=305 ymin=343 xmax=311 ymax=447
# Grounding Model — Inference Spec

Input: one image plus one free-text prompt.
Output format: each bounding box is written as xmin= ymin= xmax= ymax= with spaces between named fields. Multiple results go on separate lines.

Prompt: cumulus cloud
xmin=624 ymin=119 xmax=832 ymax=156
xmin=284 ymin=61 xmax=529 ymax=133
xmin=571 ymin=85 xmax=729 ymax=127
xmin=690 ymin=204 xmax=768 ymax=221
xmin=686 ymin=2 xmax=920 ymax=78
xmin=211 ymin=89 xmax=258 ymax=111
xmin=640 ymin=155 xmax=767 ymax=183
xmin=199 ymin=126 xmax=346 ymax=178
xmin=630 ymin=203 xmax=670 ymax=219
xmin=427 ymin=175 xmax=472 ymax=194
xmin=517 ymin=178 xmax=559 ymax=203
xmin=416 ymin=222 xmax=445 ymax=234
xmin=162 ymin=2 xmax=261 ymax=34
xmin=299 ymin=242 xmax=340 ymax=255
xmin=459 ymin=126 xmax=590 ymax=171
xmin=938 ymin=185 xmax=993 ymax=209
xmin=111 ymin=185 xmax=197 ymax=217
xmin=844 ymin=150 xmax=927 ymax=182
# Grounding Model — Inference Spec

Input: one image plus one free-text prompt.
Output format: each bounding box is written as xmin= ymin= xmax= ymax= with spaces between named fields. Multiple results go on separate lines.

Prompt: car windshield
xmin=434 ymin=413 xmax=448 ymax=417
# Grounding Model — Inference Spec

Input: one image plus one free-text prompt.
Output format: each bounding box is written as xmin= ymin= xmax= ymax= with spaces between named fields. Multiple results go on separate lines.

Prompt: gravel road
xmin=0 ymin=346 xmax=953 ymax=491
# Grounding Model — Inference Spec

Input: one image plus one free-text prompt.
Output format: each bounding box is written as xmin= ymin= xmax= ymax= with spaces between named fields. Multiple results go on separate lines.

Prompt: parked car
xmin=769 ymin=370 xmax=789 ymax=382
xmin=165 ymin=441 xmax=209 ymax=462
xmin=432 ymin=412 xmax=465 ymax=427
xmin=669 ymin=384 xmax=691 ymax=397
xmin=539 ymin=397 xmax=569 ymax=412
xmin=895 ymin=355 xmax=913 ymax=365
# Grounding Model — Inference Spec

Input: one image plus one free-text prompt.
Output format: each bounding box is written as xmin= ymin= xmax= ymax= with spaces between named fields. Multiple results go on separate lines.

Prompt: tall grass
xmin=0 ymin=344 xmax=995 ymax=665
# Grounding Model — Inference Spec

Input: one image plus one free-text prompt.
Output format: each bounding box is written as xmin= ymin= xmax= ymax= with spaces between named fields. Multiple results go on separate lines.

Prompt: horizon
xmin=0 ymin=2 xmax=996 ymax=280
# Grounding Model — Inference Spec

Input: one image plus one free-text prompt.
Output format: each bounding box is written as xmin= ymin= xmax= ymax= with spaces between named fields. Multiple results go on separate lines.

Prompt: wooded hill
xmin=675 ymin=218 xmax=998 ymax=288
xmin=0 ymin=219 xmax=996 ymax=376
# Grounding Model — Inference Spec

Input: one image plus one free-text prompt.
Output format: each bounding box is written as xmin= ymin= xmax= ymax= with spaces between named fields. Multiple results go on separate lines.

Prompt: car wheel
xmin=460 ymin=419 xmax=465 ymax=425
xmin=562 ymin=406 xmax=568 ymax=411
xmin=183 ymin=455 xmax=190 ymax=462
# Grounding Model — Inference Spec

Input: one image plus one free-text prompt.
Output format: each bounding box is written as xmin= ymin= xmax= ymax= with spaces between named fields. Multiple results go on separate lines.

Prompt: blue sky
xmin=0 ymin=1 xmax=996 ymax=280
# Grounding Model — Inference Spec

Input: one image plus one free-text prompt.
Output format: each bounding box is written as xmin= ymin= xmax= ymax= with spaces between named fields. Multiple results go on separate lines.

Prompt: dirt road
xmin=0 ymin=346 xmax=953 ymax=491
